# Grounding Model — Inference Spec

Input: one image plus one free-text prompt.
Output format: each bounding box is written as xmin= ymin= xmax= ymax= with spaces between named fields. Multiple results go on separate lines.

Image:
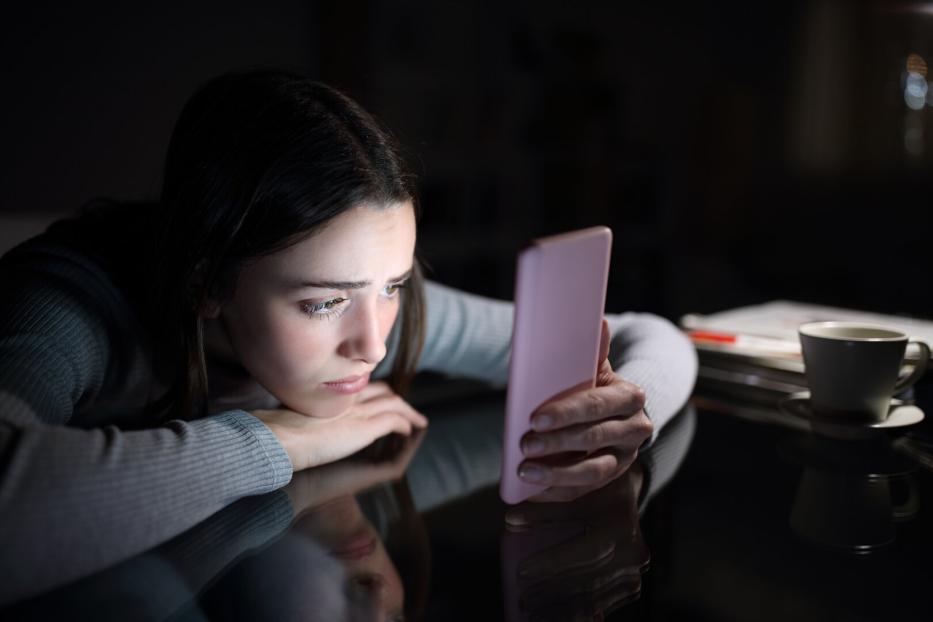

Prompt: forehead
xmin=259 ymin=202 xmax=416 ymax=278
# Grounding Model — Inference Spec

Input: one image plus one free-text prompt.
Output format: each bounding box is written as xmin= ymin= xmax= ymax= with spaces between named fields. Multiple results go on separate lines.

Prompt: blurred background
xmin=2 ymin=0 xmax=932 ymax=323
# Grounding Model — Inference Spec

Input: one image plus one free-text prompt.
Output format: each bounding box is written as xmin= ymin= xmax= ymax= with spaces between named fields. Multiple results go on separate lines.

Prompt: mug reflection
xmin=780 ymin=433 xmax=918 ymax=553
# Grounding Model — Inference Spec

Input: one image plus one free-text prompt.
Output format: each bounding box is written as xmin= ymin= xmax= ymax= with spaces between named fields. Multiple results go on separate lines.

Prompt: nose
xmin=338 ymin=298 xmax=387 ymax=364
xmin=346 ymin=573 xmax=387 ymax=621
xmin=350 ymin=572 xmax=386 ymax=595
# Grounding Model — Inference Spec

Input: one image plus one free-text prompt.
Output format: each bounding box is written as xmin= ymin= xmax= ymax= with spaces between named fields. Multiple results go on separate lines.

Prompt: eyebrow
xmin=287 ymin=268 xmax=413 ymax=291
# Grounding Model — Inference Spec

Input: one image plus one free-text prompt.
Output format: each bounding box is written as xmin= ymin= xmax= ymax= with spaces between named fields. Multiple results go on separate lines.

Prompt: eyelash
xmin=301 ymin=297 xmax=349 ymax=320
xmin=382 ymin=281 xmax=408 ymax=298
xmin=300 ymin=281 xmax=409 ymax=320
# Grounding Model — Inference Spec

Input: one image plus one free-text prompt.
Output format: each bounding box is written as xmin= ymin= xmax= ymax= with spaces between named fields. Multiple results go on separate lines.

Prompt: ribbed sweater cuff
xmin=217 ymin=410 xmax=294 ymax=490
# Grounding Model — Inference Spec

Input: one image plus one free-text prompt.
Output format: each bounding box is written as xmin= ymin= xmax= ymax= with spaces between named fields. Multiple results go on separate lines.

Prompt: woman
xmin=0 ymin=70 xmax=696 ymax=605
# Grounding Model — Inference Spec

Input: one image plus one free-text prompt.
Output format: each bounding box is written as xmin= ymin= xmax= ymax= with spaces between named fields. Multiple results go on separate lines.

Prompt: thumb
xmin=598 ymin=318 xmax=610 ymax=363
xmin=596 ymin=318 xmax=616 ymax=385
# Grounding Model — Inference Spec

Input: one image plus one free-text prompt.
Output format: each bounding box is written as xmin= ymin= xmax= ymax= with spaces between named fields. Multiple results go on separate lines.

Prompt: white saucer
xmin=779 ymin=392 xmax=925 ymax=432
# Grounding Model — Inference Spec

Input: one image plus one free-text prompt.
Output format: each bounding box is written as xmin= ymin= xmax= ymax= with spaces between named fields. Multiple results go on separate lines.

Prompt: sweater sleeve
xmin=416 ymin=280 xmax=697 ymax=438
xmin=5 ymin=491 xmax=296 ymax=620
xmin=605 ymin=312 xmax=698 ymax=439
xmin=0 ymin=248 xmax=293 ymax=606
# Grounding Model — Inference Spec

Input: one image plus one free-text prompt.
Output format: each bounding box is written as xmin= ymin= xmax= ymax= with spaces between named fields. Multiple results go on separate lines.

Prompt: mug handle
xmin=890 ymin=475 xmax=919 ymax=522
xmin=894 ymin=340 xmax=931 ymax=393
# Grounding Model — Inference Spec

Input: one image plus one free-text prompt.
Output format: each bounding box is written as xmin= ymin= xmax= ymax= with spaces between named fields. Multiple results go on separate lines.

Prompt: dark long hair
xmin=148 ymin=69 xmax=424 ymax=420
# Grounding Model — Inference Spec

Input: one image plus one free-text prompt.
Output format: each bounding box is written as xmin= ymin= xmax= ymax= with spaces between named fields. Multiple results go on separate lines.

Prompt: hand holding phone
xmin=500 ymin=227 xmax=653 ymax=505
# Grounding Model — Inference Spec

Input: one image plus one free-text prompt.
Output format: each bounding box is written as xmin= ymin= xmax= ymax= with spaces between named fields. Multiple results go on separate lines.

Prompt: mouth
xmin=331 ymin=534 xmax=378 ymax=560
xmin=321 ymin=373 xmax=371 ymax=395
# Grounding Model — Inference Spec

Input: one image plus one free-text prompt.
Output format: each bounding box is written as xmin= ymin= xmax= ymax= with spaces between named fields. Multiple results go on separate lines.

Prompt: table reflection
xmin=3 ymin=391 xmax=696 ymax=621
xmin=501 ymin=466 xmax=649 ymax=621
xmin=780 ymin=434 xmax=918 ymax=553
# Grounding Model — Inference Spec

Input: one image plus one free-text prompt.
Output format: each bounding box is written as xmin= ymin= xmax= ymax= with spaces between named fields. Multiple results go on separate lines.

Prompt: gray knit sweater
xmin=0 ymin=232 xmax=697 ymax=605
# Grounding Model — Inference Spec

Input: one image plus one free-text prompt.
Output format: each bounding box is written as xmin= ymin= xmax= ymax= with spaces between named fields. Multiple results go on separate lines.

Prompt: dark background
xmin=2 ymin=0 xmax=932 ymax=323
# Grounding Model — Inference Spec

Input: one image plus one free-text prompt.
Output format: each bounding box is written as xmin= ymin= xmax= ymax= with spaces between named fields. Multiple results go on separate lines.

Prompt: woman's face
xmin=294 ymin=496 xmax=406 ymax=621
xmin=217 ymin=201 xmax=416 ymax=418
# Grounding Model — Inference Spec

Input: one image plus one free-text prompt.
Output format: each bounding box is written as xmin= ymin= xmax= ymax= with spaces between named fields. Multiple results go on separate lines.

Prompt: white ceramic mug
xmin=798 ymin=322 xmax=930 ymax=423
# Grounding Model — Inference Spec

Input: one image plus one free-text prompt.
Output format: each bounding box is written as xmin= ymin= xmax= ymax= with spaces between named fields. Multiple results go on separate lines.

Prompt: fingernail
xmin=523 ymin=437 xmax=545 ymax=456
xmin=519 ymin=464 xmax=547 ymax=483
xmin=532 ymin=414 xmax=553 ymax=431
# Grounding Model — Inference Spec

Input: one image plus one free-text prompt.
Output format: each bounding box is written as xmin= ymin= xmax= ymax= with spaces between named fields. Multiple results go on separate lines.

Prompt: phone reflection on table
xmin=501 ymin=463 xmax=650 ymax=622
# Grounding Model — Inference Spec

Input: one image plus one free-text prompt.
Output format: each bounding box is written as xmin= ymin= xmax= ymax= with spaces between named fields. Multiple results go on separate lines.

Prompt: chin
xmin=283 ymin=391 xmax=357 ymax=419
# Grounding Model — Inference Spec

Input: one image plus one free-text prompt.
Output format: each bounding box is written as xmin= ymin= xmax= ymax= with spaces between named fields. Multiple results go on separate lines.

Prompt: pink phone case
xmin=500 ymin=226 xmax=613 ymax=504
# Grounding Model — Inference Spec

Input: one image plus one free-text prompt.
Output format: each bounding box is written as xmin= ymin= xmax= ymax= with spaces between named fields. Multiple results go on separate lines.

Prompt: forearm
xmin=7 ymin=491 xmax=296 ymax=620
xmin=417 ymin=280 xmax=697 ymax=436
xmin=0 ymin=409 xmax=292 ymax=606
xmin=637 ymin=405 xmax=697 ymax=513
xmin=606 ymin=312 xmax=698 ymax=440
xmin=157 ymin=490 xmax=295 ymax=600
xmin=414 ymin=280 xmax=513 ymax=384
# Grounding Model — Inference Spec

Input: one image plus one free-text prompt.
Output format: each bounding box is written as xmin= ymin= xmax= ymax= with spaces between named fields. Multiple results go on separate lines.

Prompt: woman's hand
xmin=518 ymin=320 xmax=653 ymax=502
xmin=283 ymin=430 xmax=425 ymax=516
xmin=252 ymin=381 xmax=428 ymax=472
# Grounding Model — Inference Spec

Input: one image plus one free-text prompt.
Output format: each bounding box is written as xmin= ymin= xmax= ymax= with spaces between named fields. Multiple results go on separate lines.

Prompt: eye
xmin=301 ymin=297 xmax=349 ymax=319
xmin=382 ymin=280 xmax=408 ymax=299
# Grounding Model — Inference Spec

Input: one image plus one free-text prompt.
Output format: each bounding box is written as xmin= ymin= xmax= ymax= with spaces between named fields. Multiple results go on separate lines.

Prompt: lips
xmin=331 ymin=534 xmax=378 ymax=560
xmin=322 ymin=373 xmax=371 ymax=394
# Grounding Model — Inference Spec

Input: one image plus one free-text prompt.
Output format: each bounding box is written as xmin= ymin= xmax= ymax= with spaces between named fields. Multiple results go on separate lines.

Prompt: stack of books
xmin=680 ymin=300 xmax=933 ymax=407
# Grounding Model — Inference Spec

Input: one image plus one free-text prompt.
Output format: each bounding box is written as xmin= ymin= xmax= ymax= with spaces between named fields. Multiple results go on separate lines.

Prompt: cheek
xmin=240 ymin=310 xmax=334 ymax=379
xmin=380 ymin=302 xmax=401 ymax=338
xmin=234 ymin=298 xmax=400 ymax=383
xmin=280 ymin=320 xmax=345 ymax=378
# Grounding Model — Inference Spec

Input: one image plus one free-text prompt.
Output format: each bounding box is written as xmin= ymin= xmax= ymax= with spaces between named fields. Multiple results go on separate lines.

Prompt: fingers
xmin=519 ymin=449 xmax=633 ymax=487
xmin=521 ymin=557 xmax=642 ymax=604
xmin=531 ymin=381 xmax=646 ymax=432
xmin=367 ymin=404 xmax=428 ymax=432
xmin=365 ymin=410 xmax=416 ymax=439
xmin=521 ymin=572 xmax=643 ymax=621
xmin=303 ymin=411 xmax=415 ymax=466
xmin=505 ymin=501 xmax=585 ymax=527
xmin=522 ymin=413 xmax=652 ymax=458
xmin=588 ymin=575 xmax=644 ymax=617
xmin=526 ymin=462 xmax=647 ymax=504
xmin=259 ymin=384 xmax=427 ymax=470
xmin=517 ymin=533 xmax=616 ymax=582
xmin=355 ymin=389 xmax=429 ymax=429
xmin=394 ymin=398 xmax=429 ymax=429
xmin=357 ymin=379 xmax=392 ymax=401
xmin=516 ymin=537 xmax=647 ymax=619
xmin=528 ymin=485 xmax=607 ymax=504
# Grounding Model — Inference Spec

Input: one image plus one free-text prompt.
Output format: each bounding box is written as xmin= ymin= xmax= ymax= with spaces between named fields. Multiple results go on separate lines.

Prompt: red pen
xmin=688 ymin=330 xmax=801 ymax=354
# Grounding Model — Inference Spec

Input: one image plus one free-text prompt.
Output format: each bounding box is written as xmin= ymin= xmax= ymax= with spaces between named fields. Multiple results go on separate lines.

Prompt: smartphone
xmin=500 ymin=226 xmax=613 ymax=504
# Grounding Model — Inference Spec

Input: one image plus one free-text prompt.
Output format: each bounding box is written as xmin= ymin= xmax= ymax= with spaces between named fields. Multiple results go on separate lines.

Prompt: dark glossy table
xmin=5 ymin=375 xmax=933 ymax=621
